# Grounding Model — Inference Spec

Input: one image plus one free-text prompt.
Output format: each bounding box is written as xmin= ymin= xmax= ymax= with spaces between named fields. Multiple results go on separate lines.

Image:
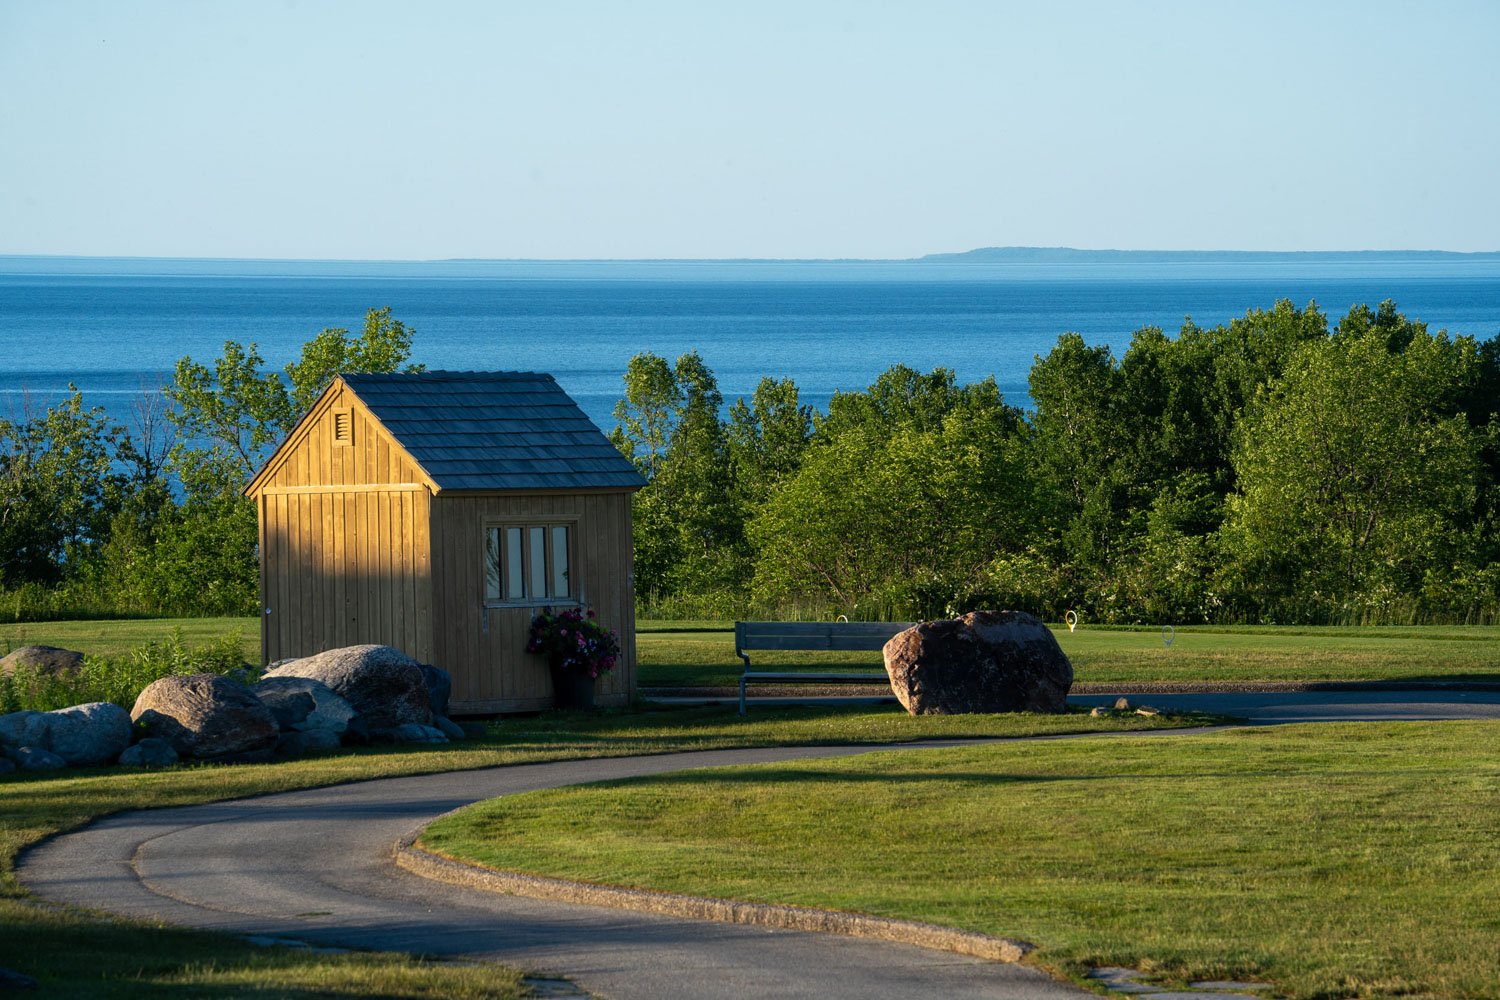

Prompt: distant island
xmin=916 ymin=246 xmax=1500 ymax=263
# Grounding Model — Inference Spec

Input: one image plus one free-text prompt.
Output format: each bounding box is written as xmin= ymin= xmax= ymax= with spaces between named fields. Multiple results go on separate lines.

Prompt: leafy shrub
xmin=0 ymin=627 xmax=250 ymax=714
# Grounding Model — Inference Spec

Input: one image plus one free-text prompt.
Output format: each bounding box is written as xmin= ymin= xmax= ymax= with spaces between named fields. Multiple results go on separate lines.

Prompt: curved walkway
xmin=22 ymin=738 xmax=1108 ymax=1000
xmin=20 ymin=693 xmax=1500 ymax=1000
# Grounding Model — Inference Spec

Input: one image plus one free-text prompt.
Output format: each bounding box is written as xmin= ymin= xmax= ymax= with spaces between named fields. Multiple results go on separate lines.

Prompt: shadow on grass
xmin=1 ymin=902 xmax=522 ymax=999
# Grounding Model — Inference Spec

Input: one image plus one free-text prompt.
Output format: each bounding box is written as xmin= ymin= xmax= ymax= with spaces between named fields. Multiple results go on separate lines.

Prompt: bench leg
xmin=739 ymin=675 xmax=747 ymax=716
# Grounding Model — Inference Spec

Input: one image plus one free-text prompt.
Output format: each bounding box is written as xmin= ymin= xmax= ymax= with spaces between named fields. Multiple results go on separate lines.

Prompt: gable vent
xmin=332 ymin=409 xmax=353 ymax=446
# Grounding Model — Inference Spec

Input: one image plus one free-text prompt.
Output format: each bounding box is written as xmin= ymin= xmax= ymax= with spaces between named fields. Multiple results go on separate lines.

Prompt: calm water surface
xmin=3 ymin=258 xmax=1499 ymax=432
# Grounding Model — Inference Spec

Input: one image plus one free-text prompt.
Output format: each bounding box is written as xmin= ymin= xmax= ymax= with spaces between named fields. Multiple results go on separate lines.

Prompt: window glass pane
xmin=551 ymin=525 xmax=570 ymax=597
xmin=505 ymin=527 xmax=524 ymax=600
xmin=529 ymin=526 xmax=547 ymax=599
xmin=484 ymin=528 xmax=501 ymax=601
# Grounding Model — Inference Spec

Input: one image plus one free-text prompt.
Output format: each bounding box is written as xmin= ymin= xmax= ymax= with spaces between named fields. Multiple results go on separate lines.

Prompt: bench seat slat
xmin=737 ymin=635 xmax=897 ymax=651
xmin=741 ymin=672 xmax=890 ymax=683
xmin=736 ymin=621 xmax=913 ymax=636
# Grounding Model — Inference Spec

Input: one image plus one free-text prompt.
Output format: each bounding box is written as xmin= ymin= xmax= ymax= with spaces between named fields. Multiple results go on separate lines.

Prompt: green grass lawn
xmin=1 ymin=616 xmax=261 ymax=661
xmin=1 ymin=702 xmax=1212 ymax=997
xmin=636 ymin=621 xmax=1500 ymax=686
xmin=9 ymin=616 xmax=1500 ymax=688
xmin=420 ymin=721 xmax=1500 ymax=1000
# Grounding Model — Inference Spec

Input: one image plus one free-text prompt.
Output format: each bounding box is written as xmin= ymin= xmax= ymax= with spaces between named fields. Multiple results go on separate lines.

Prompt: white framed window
xmin=484 ymin=522 xmax=574 ymax=605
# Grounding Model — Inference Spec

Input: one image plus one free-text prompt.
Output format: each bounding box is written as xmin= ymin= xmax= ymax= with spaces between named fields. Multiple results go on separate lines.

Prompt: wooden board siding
xmin=430 ymin=491 xmax=637 ymax=714
xmin=257 ymin=383 xmax=429 ymax=492
xmin=259 ymin=487 xmax=432 ymax=665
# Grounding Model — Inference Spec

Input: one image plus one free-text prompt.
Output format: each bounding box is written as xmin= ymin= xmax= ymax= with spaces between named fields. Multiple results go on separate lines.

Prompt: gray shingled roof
xmin=342 ymin=371 xmax=646 ymax=492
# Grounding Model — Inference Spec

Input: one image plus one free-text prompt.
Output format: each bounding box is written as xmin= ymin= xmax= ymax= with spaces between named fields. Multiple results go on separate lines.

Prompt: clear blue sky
xmin=3 ymin=0 xmax=1497 ymax=259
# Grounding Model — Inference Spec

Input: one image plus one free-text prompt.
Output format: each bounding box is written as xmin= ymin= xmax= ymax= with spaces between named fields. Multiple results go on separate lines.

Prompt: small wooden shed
xmin=243 ymin=371 xmax=646 ymax=713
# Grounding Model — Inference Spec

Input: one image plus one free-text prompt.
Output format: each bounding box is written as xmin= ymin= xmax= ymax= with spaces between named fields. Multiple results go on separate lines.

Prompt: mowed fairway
xmin=420 ymin=722 xmax=1500 ymax=1000
xmin=637 ymin=622 xmax=1500 ymax=687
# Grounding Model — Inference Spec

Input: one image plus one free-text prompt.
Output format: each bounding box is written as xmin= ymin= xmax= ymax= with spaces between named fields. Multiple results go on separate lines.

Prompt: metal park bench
xmin=735 ymin=620 xmax=915 ymax=715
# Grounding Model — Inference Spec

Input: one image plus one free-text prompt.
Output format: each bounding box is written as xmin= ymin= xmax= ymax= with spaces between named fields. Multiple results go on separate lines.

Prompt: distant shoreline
xmin=3 ymin=246 xmax=1500 ymax=273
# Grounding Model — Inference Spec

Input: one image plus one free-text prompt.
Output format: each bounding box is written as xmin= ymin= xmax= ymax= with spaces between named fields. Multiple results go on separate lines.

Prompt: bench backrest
xmin=735 ymin=620 xmax=915 ymax=654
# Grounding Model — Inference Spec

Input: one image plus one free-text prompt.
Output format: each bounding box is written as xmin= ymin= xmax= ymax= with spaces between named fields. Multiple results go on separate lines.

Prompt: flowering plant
xmin=526 ymin=607 xmax=620 ymax=678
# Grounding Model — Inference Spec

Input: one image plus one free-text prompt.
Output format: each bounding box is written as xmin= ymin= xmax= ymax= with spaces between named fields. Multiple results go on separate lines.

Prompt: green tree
xmin=750 ymin=369 xmax=1032 ymax=618
xmin=726 ymin=377 xmax=812 ymax=505
xmin=1222 ymin=320 xmax=1483 ymax=621
xmin=0 ymin=390 xmax=128 ymax=586
xmin=611 ymin=352 xmax=743 ymax=602
xmin=610 ymin=353 xmax=682 ymax=481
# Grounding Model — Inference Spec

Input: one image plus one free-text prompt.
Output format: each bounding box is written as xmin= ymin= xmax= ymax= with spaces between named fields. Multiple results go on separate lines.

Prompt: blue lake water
xmin=3 ymin=257 xmax=1499 ymax=435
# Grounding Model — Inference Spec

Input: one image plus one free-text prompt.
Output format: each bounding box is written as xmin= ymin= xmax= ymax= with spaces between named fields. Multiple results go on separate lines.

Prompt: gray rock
xmin=5 ymin=745 xmax=67 ymax=770
xmin=0 ymin=644 xmax=83 ymax=678
xmin=432 ymin=715 xmax=465 ymax=740
xmin=419 ymin=663 xmax=452 ymax=718
xmin=0 ymin=757 xmax=15 ymax=776
xmin=0 ymin=703 xmax=132 ymax=766
xmin=1113 ymin=696 xmax=1133 ymax=710
xmin=131 ymin=674 xmax=279 ymax=761
xmin=457 ymin=720 xmax=489 ymax=740
xmin=882 ymin=610 xmax=1073 ymax=715
xmin=43 ymin=702 xmax=133 ymax=766
xmin=262 ymin=645 xmax=430 ymax=730
xmin=0 ymin=711 xmax=50 ymax=750
xmin=118 ymin=737 xmax=179 ymax=767
xmin=378 ymin=722 xmax=449 ymax=744
xmin=274 ymin=729 xmax=343 ymax=758
xmin=251 ymin=676 xmax=355 ymax=734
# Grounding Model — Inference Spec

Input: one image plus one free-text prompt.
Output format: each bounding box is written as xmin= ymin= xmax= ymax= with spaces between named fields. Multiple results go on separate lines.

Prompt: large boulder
xmin=43 ymin=702 xmax=133 ymax=766
xmin=0 ymin=703 xmax=132 ymax=766
xmin=0 ymin=644 xmax=84 ymax=678
xmin=262 ymin=645 xmax=430 ymax=730
xmin=251 ymin=676 xmax=356 ymax=735
xmin=883 ymin=610 xmax=1073 ymax=715
xmin=131 ymin=674 xmax=279 ymax=761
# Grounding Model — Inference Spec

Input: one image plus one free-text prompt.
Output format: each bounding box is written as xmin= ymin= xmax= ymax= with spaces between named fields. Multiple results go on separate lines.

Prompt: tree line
xmin=614 ymin=299 xmax=1500 ymax=624
xmin=2 ymin=298 xmax=1496 ymax=625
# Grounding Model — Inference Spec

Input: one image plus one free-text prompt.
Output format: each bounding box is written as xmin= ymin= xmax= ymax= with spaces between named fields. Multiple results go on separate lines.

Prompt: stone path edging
xmin=394 ymin=825 xmax=1033 ymax=963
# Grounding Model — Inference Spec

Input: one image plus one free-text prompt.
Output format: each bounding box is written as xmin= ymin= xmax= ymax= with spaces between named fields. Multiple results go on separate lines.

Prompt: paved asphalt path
xmin=22 ymin=739 xmax=1106 ymax=1000
xmin=19 ymin=692 xmax=1500 ymax=999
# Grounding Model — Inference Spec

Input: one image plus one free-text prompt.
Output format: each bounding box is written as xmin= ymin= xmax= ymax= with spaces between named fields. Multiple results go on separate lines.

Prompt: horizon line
xmin=4 ymin=246 xmax=1500 ymax=266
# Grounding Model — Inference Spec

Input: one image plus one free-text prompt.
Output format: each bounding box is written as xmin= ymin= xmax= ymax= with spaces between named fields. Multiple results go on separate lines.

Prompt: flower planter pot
xmin=549 ymin=662 xmax=597 ymax=710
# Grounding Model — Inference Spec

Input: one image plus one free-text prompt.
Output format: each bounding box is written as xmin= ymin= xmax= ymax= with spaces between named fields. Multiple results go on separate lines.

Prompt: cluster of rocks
xmin=882 ymin=610 xmax=1073 ymax=715
xmin=1090 ymin=696 xmax=1161 ymax=718
xmin=0 ymin=643 xmax=478 ymax=775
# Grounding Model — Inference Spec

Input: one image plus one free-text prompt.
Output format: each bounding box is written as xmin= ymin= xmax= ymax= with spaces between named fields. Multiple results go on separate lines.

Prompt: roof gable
xmin=337 ymin=371 xmax=644 ymax=492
